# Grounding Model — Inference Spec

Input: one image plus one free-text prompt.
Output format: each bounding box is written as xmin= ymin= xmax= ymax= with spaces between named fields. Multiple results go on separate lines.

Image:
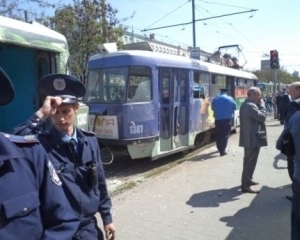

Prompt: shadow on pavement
xmin=220 ymin=185 xmax=291 ymax=240
xmin=186 ymin=186 xmax=243 ymax=208
xmin=273 ymin=152 xmax=287 ymax=170
xmin=188 ymin=150 xmax=220 ymax=162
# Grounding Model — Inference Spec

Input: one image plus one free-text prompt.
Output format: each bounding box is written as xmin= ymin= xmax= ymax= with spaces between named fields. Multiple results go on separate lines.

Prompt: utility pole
xmin=270 ymin=50 xmax=280 ymax=119
xmin=192 ymin=0 xmax=196 ymax=47
xmin=273 ymin=69 xmax=278 ymax=119
xmin=24 ymin=10 xmax=28 ymax=22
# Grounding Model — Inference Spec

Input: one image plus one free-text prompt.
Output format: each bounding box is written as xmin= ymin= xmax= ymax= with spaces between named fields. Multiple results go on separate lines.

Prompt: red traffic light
xmin=270 ymin=50 xmax=279 ymax=69
xmin=270 ymin=50 xmax=277 ymax=57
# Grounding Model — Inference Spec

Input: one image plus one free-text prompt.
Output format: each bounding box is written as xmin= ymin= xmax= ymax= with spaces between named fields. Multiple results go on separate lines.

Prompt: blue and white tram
xmin=85 ymin=50 xmax=258 ymax=161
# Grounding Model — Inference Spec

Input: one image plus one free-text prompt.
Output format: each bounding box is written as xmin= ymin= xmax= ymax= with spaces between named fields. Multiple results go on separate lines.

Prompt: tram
xmin=257 ymin=81 xmax=289 ymax=96
xmin=0 ymin=16 xmax=88 ymax=132
xmin=85 ymin=47 xmax=258 ymax=162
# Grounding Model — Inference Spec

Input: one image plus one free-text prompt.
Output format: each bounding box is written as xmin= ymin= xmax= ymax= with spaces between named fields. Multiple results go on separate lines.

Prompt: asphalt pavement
xmin=97 ymin=117 xmax=292 ymax=240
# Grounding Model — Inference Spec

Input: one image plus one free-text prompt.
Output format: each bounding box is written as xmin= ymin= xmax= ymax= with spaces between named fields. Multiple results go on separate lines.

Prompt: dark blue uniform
xmin=14 ymin=115 xmax=113 ymax=240
xmin=0 ymin=133 xmax=78 ymax=240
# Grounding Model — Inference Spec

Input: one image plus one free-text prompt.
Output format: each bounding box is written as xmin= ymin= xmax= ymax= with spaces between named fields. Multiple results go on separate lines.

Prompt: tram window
xmin=246 ymin=79 xmax=254 ymax=87
xmin=194 ymin=72 xmax=200 ymax=83
xmin=211 ymin=74 xmax=226 ymax=97
xmin=200 ymin=73 xmax=210 ymax=98
xmin=180 ymin=71 xmax=187 ymax=102
xmin=86 ymin=67 xmax=127 ymax=103
xmin=161 ymin=71 xmax=170 ymax=104
xmin=236 ymin=78 xmax=245 ymax=87
xmin=128 ymin=66 xmax=152 ymax=102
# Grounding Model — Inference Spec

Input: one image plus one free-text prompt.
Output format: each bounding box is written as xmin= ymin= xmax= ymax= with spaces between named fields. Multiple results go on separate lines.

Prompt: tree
xmin=252 ymin=68 xmax=299 ymax=84
xmin=50 ymin=0 xmax=134 ymax=80
xmin=0 ymin=0 xmax=56 ymax=21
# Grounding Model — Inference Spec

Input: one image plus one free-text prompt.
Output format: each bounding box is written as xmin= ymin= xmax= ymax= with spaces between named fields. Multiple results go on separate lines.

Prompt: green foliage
xmin=0 ymin=0 xmax=55 ymax=21
xmin=49 ymin=0 xmax=131 ymax=80
xmin=251 ymin=68 xmax=300 ymax=84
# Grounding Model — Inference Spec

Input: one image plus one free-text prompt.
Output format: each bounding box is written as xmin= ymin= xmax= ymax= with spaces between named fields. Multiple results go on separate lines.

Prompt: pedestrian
xmin=276 ymin=110 xmax=300 ymax=239
xmin=280 ymin=82 xmax=300 ymax=201
xmin=14 ymin=74 xmax=116 ymax=240
xmin=265 ymin=93 xmax=274 ymax=114
xmin=276 ymin=88 xmax=290 ymax=124
xmin=211 ymin=88 xmax=237 ymax=156
xmin=223 ymin=54 xmax=234 ymax=67
xmin=239 ymin=87 xmax=267 ymax=194
xmin=231 ymin=56 xmax=247 ymax=69
xmin=0 ymin=68 xmax=79 ymax=239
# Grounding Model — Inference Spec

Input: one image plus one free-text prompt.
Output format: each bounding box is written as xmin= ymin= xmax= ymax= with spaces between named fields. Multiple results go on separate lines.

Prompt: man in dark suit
xmin=239 ymin=87 xmax=267 ymax=193
xmin=283 ymin=82 xmax=300 ymax=201
xmin=276 ymin=88 xmax=290 ymax=124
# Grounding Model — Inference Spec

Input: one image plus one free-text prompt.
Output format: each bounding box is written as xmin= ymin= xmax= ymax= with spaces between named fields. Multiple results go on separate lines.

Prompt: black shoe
xmin=220 ymin=152 xmax=227 ymax=156
xmin=286 ymin=195 xmax=293 ymax=201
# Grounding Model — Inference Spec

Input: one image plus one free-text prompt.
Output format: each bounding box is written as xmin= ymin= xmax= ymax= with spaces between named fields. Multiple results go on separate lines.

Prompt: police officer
xmin=14 ymin=74 xmax=116 ymax=240
xmin=211 ymin=88 xmax=237 ymax=156
xmin=0 ymin=68 xmax=79 ymax=239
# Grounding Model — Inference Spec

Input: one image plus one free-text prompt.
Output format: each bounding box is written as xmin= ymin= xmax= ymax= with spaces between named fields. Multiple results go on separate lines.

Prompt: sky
xmin=107 ymin=0 xmax=300 ymax=73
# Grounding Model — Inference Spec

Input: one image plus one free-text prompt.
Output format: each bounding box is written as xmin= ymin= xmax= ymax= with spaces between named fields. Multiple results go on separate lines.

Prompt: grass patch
xmin=110 ymin=181 xmax=137 ymax=197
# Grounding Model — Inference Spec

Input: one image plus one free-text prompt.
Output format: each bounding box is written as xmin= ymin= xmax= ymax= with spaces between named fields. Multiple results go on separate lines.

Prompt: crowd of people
xmin=1 ymin=63 xmax=300 ymax=239
xmin=211 ymin=84 xmax=300 ymax=239
xmin=208 ymin=51 xmax=247 ymax=69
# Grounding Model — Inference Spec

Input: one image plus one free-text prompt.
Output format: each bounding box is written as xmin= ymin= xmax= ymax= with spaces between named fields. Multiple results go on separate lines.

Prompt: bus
xmin=0 ymin=16 xmax=88 ymax=132
xmin=85 ymin=48 xmax=258 ymax=162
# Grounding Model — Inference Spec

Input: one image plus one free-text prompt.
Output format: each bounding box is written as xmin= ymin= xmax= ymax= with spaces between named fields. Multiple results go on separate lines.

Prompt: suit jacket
xmin=239 ymin=99 xmax=268 ymax=148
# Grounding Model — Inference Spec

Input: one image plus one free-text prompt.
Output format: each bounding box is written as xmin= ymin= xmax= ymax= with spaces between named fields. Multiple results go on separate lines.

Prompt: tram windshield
xmin=86 ymin=66 xmax=151 ymax=103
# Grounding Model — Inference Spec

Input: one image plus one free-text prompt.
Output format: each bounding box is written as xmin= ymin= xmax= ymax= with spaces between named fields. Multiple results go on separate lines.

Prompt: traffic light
xmin=270 ymin=50 xmax=279 ymax=69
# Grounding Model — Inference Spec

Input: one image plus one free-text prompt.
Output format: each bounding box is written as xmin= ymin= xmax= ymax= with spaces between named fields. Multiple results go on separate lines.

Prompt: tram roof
xmin=89 ymin=50 xmax=258 ymax=80
xmin=0 ymin=16 xmax=68 ymax=53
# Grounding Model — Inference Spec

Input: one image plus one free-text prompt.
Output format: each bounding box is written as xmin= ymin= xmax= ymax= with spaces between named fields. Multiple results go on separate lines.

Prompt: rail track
xmin=103 ymin=131 xmax=226 ymax=195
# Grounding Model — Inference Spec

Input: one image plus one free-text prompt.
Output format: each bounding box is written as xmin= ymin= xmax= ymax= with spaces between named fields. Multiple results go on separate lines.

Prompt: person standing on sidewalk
xmin=276 ymin=88 xmax=290 ymax=124
xmin=0 ymin=68 xmax=79 ymax=239
xmin=281 ymin=82 xmax=300 ymax=201
xmin=276 ymin=109 xmax=300 ymax=239
xmin=211 ymin=88 xmax=237 ymax=156
xmin=14 ymin=74 xmax=116 ymax=240
xmin=239 ymin=87 xmax=267 ymax=194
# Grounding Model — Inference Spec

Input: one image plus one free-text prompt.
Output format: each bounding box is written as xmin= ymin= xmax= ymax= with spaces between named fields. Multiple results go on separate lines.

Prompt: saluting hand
xmin=36 ymin=96 xmax=62 ymax=120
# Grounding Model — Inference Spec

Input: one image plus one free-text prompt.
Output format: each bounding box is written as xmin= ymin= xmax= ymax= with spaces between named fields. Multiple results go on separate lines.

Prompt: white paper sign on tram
xmin=89 ymin=115 xmax=119 ymax=139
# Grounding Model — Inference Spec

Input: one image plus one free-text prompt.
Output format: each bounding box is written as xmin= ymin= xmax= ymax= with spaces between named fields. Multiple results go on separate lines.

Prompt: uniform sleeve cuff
xmin=102 ymin=215 xmax=113 ymax=226
xmin=29 ymin=114 xmax=46 ymax=128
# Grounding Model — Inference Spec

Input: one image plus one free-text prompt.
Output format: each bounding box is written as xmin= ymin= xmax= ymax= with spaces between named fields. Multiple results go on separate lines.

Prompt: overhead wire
xmin=126 ymin=0 xmax=192 ymax=46
xmin=195 ymin=1 xmax=268 ymax=57
xmin=144 ymin=0 xmax=191 ymax=29
xmin=122 ymin=24 xmax=190 ymax=47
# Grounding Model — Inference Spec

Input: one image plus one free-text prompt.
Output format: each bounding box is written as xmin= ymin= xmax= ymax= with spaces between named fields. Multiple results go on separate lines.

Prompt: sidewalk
xmin=99 ymin=118 xmax=291 ymax=240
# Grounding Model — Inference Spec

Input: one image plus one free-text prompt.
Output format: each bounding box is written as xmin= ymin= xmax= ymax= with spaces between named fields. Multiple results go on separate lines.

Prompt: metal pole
xmin=192 ymin=0 xmax=196 ymax=47
xmin=273 ymin=69 xmax=277 ymax=119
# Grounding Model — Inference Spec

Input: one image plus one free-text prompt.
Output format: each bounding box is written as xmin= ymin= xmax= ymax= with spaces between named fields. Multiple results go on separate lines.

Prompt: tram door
xmin=0 ymin=47 xmax=54 ymax=132
xmin=159 ymin=68 xmax=187 ymax=152
xmin=35 ymin=51 xmax=57 ymax=108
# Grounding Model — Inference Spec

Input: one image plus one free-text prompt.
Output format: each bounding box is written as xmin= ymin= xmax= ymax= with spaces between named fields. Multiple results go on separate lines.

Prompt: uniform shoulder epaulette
xmin=2 ymin=133 xmax=39 ymax=144
xmin=80 ymin=129 xmax=95 ymax=136
xmin=39 ymin=131 xmax=51 ymax=136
